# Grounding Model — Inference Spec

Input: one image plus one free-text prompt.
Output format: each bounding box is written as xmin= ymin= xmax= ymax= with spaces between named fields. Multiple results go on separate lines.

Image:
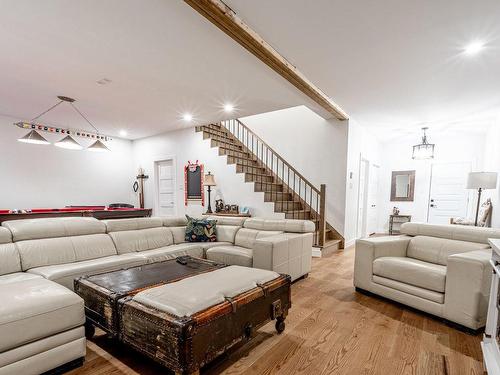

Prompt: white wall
xmin=483 ymin=122 xmax=500 ymax=227
xmin=132 ymin=127 xmax=282 ymax=218
xmin=0 ymin=115 xmax=135 ymax=209
xmin=241 ymin=106 xmax=348 ymax=234
xmin=344 ymin=119 xmax=382 ymax=246
xmin=377 ymin=131 xmax=486 ymax=232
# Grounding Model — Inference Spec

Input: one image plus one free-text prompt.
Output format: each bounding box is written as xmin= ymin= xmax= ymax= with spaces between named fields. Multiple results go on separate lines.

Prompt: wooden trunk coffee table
xmin=74 ymin=256 xmax=226 ymax=337
xmin=74 ymin=256 xmax=291 ymax=375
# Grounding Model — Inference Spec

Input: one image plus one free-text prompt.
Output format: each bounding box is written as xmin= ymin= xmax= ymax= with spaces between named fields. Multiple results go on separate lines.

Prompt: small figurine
xmin=393 ymin=206 xmax=400 ymax=215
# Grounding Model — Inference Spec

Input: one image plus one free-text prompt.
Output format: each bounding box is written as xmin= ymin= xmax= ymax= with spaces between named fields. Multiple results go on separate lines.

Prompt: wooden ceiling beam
xmin=184 ymin=0 xmax=349 ymax=121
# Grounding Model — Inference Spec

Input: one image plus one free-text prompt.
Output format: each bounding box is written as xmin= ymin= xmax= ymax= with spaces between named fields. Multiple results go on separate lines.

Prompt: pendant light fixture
xmin=87 ymin=139 xmax=110 ymax=152
xmin=412 ymin=127 xmax=435 ymax=160
xmin=17 ymin=129 xmax=50 ymax=145
xmin=15 ymin=95 xmax=111 ymax=151
xmin=54 ymin=135 xmax=84 ymax=150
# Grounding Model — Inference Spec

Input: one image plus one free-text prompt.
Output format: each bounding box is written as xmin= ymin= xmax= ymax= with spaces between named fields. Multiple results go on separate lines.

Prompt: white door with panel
xmin=427 ymin=161 xmax=471 ymax=224
xmin=366 ymin=164 xmax=380 ymax=235
xmin=155 ymin=159 xmax=176 ymax=216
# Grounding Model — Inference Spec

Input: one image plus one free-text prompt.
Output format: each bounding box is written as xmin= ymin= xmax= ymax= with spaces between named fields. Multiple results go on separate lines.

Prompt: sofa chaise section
xmin=354 ymin=222 xmax=500 ymax=329
xmin=0 ymin=226 xmax=85 ymax=375
xmin=206 ymin=218 xmax=314 ymax=281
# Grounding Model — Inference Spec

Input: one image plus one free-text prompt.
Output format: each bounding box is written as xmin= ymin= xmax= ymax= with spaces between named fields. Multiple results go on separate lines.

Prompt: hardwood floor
xmin=70 ymin=248 xmax=485 ymax=375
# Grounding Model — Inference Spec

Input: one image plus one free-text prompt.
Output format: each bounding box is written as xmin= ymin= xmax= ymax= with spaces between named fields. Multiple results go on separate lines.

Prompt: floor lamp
xmin=204 ymin=172 xmax=217 ymax=214
xmin=466 ymin=172 xmax=498 ymax=226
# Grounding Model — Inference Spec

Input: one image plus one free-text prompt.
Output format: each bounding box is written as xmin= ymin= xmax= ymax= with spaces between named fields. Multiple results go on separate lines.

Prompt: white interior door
xmin=357 ymin=159 xmax=369 ymax=238
xmin=427 ymin=161 xmax=471 ymax=224
xmin=366 ymin=164 xmax=380 ymax=235
xmin=156 ymin=159 xmax=176 ymax=216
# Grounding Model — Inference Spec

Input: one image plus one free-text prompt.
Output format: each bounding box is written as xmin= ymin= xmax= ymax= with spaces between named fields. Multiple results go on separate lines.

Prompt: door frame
xmin=426 ymin=160 xmax=472 ymax=223
xmin=152 ymin=155 xmax=177 ymax=217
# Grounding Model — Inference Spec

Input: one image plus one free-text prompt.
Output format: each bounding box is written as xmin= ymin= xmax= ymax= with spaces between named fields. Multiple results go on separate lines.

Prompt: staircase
xmin=195 ymin=119 xmax=344 ymax=251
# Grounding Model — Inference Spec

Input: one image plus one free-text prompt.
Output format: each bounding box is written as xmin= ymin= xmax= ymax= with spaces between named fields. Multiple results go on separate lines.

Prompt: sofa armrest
xmin=253 ymin=232 xmax=313 ymax=281
xmin=354 ymin=236 xmax=411 ymax=290
xmin=444 ymin=249 xmax=492 ymax=329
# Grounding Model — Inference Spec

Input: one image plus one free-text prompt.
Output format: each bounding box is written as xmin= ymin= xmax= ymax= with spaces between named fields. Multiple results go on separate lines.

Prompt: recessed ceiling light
xmin=183 ymin=113 xmax=193 ymax=122
xmin=224 ymin=103 xmax=234 ymax=112
xmin=119 ymin=130 xmax=128 ymax=137
xmin=464 ymin=41 xmax=485 ymax=55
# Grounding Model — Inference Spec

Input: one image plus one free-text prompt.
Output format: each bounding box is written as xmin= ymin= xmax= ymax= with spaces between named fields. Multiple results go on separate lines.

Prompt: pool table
xmin=0 ymin=206 xmax=152 ymax=224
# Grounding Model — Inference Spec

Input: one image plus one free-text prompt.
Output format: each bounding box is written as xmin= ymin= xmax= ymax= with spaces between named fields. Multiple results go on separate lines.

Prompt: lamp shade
xmin=87 ymin=139 xmax=110 ymax=152
xmin=54 ymin=135 xmax=83 ymax=150
xmin=466 ymin=172 xmax=498 ymax=190
xmin=204 ymin=172 xmax=216 ymax=186
xmin=17 ymin=130 xmax=50 ymax=145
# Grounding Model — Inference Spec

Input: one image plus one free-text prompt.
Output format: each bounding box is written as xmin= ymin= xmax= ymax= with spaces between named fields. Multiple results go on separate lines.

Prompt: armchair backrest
xmin=401 ymin=222 xmax=500 ymax=244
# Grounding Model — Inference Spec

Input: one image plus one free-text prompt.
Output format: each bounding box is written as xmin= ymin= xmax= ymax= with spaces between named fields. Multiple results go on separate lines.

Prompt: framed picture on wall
xmin=184 ymin=161 xmax=204 ymax=205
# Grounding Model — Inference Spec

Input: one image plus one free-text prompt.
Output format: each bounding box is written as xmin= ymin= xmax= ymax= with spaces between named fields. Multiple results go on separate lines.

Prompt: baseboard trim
xmin=312 ymin=248 xmax=322 ymax=258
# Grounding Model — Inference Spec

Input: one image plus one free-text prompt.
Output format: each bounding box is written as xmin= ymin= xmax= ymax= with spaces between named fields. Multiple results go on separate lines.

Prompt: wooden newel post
xmin=319 ymin=184 xmax=326 ymax=247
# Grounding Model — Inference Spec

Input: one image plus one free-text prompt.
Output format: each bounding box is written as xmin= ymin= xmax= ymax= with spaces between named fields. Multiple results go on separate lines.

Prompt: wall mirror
xmin=391 ymin=170 xmax=415 ymax=201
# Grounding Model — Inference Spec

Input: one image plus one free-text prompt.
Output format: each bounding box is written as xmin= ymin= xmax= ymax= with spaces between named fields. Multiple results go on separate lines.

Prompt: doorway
xmin=154 ymin=158 xmax=176 ymax=216
xmin=427 ymin=161 xmax=471 ymax=224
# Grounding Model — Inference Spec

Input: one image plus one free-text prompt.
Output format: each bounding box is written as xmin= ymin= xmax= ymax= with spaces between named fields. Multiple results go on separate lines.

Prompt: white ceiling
xmin=2 ymin=1 xmax=499 ymax=141
xmin=0 ymin=0 xmax=324 ymax=139
xmin=227 ymin=0 xmax=500 ymax=136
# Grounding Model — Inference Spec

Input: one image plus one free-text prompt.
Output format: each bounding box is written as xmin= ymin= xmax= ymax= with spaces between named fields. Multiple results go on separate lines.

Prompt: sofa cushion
xmin=162 ymin=217 xmax=188 ymax=227
xmin=131 ymin=244 xmax=204 ymax=264
xmin=185 ymin=216 xmax=217 ymax=242
xmin=407 ymin=236 xmax=489 ymax=266
xmin=373 ymin=256 xmax=446 ymax=293
xmin=204 ymin=216 xmax=247 ymax=226
xmin=206 ymin=245 xmax=253 ymax=267
xmin=216 ymin=225 xmax=240 ymax=243
xmin=103 ymin=217 xmax=163 ymax=232
xmin=198 ymin=242 xmax=233 ymax=250
xmin=17 ymin=234 xmax=117 ymax=271
xmin=27 ymin=254 xmax=146 ymax=290
xmin=0 ymin=272 xmax=43 ymax=285
xmin=2 ymin=217 xmax=105 ymax=241
xmin=0 ymin=243 xmax=22 ymax=276
xmin=170 ymin=226 xmax=187 ymax=244
xmin=401 ymin=222 xmax=500 ymax=244
xmin=234 ymin=228 xmax=284 ymax=249
xmin=108 ymin=227 xmax=174 ymax=254
xmin=0 ymin=278 xmax=84 ymax=352
xmin=133 ymin=266 xmax=279 ymax=317
xmin=243 ymin=218 xmax=315 ymax=233
xmin=372 ymin=275 xmax=444 ymax=304
xmin=0 ymin=227 xmax=12 ymax=244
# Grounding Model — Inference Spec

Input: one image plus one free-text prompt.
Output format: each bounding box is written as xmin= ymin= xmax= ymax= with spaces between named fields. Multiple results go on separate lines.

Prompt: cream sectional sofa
xmin=354 ymin=222 xmax=500 ymax=330
xmin=0 ymin=215 xmax=314 ymax=374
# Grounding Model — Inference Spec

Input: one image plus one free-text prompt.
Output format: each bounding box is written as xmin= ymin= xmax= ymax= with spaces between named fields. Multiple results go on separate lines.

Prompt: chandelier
xmin=15 ymin=96 xmax=111 ymax=152
xmin=412 ymin=127 xmax=435 ymax=160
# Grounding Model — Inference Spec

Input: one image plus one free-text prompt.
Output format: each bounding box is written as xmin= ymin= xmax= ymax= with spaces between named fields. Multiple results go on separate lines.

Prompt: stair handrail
xmin=218 ymin=119 xmax=327 ymax=247
xmin=229 ymin=119 xmax=321 ymax=194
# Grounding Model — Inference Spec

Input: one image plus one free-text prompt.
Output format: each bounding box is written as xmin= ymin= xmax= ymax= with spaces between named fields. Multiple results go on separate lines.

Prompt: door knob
xmin=430 ymin=204 xmax=436 ymax=208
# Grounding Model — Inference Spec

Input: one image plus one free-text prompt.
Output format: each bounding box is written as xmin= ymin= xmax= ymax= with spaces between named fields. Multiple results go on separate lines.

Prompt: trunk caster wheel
xmin=275 ymin=317 xmax=285 ymax=334
xmin=85 ymin=321 xmax=95 ymax=339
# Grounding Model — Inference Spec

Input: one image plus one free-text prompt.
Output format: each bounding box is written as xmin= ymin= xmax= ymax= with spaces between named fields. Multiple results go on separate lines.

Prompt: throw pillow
xmin=185 ymin=215 xmax=217 ymax=242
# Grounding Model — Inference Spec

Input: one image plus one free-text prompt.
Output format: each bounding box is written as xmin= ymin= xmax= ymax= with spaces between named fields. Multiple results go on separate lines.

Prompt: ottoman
xmin=119 ymin=265 xmax=291 ymax=375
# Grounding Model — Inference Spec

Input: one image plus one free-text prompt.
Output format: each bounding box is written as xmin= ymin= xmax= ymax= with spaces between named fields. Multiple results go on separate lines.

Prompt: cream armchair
xmin=354 ymin=222 xmax=500 ymax=330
